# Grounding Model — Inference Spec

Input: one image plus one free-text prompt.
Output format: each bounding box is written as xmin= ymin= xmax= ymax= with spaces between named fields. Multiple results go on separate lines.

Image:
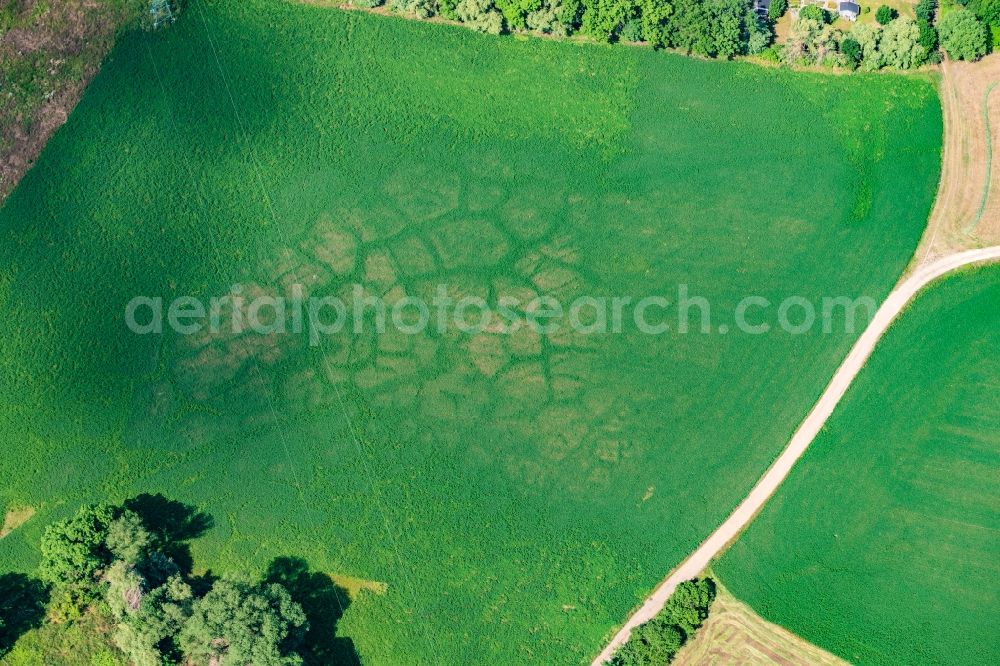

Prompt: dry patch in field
xmin=328 ymin=573 xmax=388 ymax=600
xmin=142 ymin=162 xmax=634 ymax=491
xmin=672 ymin=582 xmax=847 ymax=666
xmin=915 ymin=55 xmax=1000 ymax=265
xmin=0 ymin=505 xmax=35 ymax=538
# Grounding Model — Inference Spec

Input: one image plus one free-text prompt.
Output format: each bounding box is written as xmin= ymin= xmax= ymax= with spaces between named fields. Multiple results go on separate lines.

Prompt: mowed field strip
xmin=594 ymin=246 xmax=1000 ymax=664
xmin=916 ymin=54 xmax=1000 ymax=262
xmin=0 ymin=1 xmax=942 ymax=662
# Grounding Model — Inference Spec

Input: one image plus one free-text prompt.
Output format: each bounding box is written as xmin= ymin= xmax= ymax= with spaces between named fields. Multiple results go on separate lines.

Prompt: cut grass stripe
xmin=966 ymin=81 xmax=998 ymax=235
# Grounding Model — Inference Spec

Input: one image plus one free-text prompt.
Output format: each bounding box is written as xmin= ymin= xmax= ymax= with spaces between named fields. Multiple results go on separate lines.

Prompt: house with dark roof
xmin=838 ymin=1 xmax=861 ymax=20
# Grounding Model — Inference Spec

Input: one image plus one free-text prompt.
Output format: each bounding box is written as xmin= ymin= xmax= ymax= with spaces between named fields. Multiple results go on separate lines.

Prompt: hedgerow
xmin=609 ymin=578 xmax=716 ymax=665
xmin=375 ymin=0 xmax=774 ymax=57
xmin=356 ymin=0 xmax=960 ymax=68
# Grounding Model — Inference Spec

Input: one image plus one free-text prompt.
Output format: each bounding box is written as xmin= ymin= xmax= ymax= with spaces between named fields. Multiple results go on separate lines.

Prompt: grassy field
xmin=717 ymin=267 xmax=1000 ymax=666
xmin=0 ymin=1 xmax=941 ymax=663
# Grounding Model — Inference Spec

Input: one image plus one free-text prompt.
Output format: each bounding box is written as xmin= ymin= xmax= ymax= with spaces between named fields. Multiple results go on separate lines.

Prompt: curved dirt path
xmin=914 ymin=55 xmax=1000 ymax=264
xmin=593 ymin=246 xmax=1000 ymax=665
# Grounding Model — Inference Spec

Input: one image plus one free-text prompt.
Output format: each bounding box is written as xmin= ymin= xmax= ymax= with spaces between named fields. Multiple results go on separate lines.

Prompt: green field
xmin=717 ymin=267 xmax=1000 ymax=665
xmin=0 ymin=1 xmax=942 ymax=663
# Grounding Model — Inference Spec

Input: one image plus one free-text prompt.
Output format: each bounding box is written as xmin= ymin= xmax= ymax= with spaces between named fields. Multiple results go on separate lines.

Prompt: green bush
xmin=876 ymin=4 xmax=897 ymax=24
xmin=881 ymin=16 xmax=923 ymax=69
xmin=620 ymin=16 xmax=645 ymax=41
xmin=526 ymin=0 xmax=568 ymax=34
xmin=747 ymin=10 xmax=774 ymax=54
xmin=915 ymin=0 xmax=937 ymax=23
xmin=768 ymin=0 xmax=788 ymax=20
xmin=580 ymin=0 xmax=633 ymax=42
xmin=37 ymin=505 xmax=115 ymax=586
xmin=917 ymin=19 xmax=939 ymax=54
xmin=389 ymin=0 xmax=437 ymax=17
xmin=178 ymin=579 xmax=307 ymax=666
xmin=841 ymin=37 xmax=862 ymax=67
xmin=759 ymin=44 xmax=782 ymax=60
xmin=558 ymin=0 xmax=585 ymax=29
xmin=799 ymin=5 xmax=830 ymax=23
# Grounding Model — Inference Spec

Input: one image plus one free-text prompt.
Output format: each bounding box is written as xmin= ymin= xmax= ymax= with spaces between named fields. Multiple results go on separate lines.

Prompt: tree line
xmin=786 ymin=0 xmax=990 ymax=70
xmin=358 ymin=0 xmax=776 ymax=57
xmin=353 ymin=0 xmax=993 ymax=68
xmin=0 ymin=495 xmax=358 ymax=665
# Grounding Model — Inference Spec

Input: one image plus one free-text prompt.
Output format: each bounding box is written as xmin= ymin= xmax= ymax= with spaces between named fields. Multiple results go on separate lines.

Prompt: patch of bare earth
xmin=0 ymin=0 xmax=131 ymax=201
xmin=0 ymin=505 xmax=35 ymax=538
xmin=912 ymin=54 xmax=1000 ymax=268
xmin=672 ymin=582 xmax=848 ymax=666
xmin=328 ymin=573 xmax=388 ymax=599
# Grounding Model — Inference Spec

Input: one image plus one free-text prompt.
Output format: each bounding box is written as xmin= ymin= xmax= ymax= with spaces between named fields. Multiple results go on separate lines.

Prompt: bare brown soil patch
xmin=0 ymin=0 xmax=131 ymax=201
xmin=673 ymin=581 xmax=848 ymax=666
xmin=913 ymin=55 xmax=1000 ymax=267
xmin=0 ymin=505 xmax=35 ymax=538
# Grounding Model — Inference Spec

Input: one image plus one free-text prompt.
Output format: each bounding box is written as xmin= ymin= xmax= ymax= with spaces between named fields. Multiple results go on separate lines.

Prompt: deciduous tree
xmin=784 ymin=16 xmax=839 ymax=64
xmin=850 ymin=22 xmax=883 ymax=70
xmin=880 ymin=17 xmax=924 ymax=69
xmin=968 ymin=0 xmax=1000 ymax=26
xmin=114 ymin=574 xmax=194 ymax=666
xmin=841 ymin=37 xmax=862 ymax=67
xmin=178 ymin=578 xmax=307 ymax=666
xmin=915 ymin=0 xmax=937 ymax=23
xmin=457 ymin=0 xmax=506 ymax=32
xmin=938 ymin=9 xmax=989 ymax=60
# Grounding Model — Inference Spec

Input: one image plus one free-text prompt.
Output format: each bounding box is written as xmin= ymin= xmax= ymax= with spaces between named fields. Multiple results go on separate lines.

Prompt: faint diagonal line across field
xmin=138 ymin=10 xmax=435 ymax=655
xmin=189 ymin=8 xmax=440 ymax=657
xmin=140 ymin=32 xmax=359 ymax=642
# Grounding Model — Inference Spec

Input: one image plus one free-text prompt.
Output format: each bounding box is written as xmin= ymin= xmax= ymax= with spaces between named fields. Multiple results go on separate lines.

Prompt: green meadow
xmin=717 ymin=267 xmax=1000 ymax=665
xmin=0 ymin=1 xmax=941 ymax=662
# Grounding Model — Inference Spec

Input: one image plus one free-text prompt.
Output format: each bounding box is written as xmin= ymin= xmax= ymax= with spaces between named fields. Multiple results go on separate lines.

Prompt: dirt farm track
xmin=596 ymin=53 xmax=1000 ymax=664
xmin=917 ymin=54 xmax=1000 ymax=263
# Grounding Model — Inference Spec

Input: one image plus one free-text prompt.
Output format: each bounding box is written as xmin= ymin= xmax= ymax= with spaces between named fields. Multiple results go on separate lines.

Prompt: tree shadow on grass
xmin=124 ymin=493 xmax=213 ymax=575
xmin=265 ymin=557 xmax=361 ymax=666
xmin=0 ymin=573 xmax=48 ymax=654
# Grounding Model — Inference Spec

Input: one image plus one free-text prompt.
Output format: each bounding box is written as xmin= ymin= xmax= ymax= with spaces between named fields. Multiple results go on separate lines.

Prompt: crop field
xmin=0 ymin=1 xmax=941 ymax=663
xmin=716 ymin=267 xmax=1000 ymax=666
